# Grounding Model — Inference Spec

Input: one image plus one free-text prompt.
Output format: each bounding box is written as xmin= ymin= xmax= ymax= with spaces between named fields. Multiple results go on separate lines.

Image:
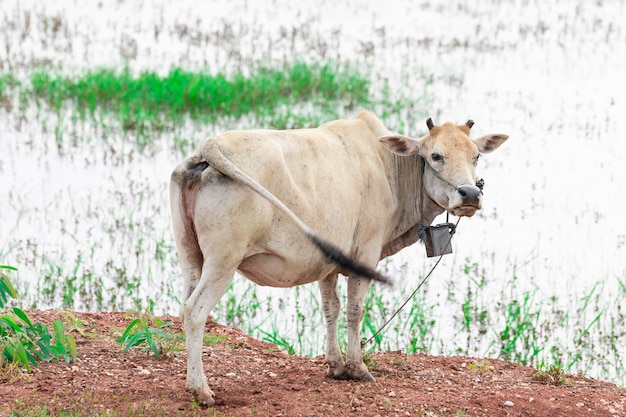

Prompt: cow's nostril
xmin=457 ymin=185 xmax=481 ymax=204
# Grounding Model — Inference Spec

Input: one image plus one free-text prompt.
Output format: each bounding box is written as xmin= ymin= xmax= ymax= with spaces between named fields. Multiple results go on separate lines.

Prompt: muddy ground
xmin=1 ymin=311 xmax=624 ymax=417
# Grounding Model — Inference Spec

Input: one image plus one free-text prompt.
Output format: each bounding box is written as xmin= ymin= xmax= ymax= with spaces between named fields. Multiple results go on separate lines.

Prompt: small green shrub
xmin=117 ymin=315 xmax=176 ymax=359
xmin=0 ymin=265 xmax=77 ymax=372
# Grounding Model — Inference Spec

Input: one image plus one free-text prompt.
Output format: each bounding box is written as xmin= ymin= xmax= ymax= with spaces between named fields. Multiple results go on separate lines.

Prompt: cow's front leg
xmin=346 ymin=276 xmax=374 ymax=381
xmin=318 ymin=274 xmax=349 ymax=379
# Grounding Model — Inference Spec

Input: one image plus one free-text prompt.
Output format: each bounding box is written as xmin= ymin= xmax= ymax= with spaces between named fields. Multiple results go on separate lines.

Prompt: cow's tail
xmin=199 ymin=142 xmax=391 ymax=284
xmin=170 ymin=155 xmax=208 ymax=271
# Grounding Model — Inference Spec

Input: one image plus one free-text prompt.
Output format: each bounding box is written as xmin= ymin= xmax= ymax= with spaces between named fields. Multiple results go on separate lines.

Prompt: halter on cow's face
xmin=379 ymin=118 xmax=508 ymax=217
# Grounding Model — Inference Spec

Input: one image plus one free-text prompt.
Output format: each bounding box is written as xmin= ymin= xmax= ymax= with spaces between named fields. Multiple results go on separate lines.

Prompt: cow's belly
xmin=238 ymin=252 xmax=332 ymax=287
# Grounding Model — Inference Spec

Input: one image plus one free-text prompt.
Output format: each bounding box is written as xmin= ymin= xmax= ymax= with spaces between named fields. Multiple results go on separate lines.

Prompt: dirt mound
xmin=1 ymin=311 xmax=624 ymax=416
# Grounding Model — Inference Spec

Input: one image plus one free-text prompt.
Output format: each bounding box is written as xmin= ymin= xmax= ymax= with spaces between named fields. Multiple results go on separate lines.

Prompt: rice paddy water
xmin=1 ymin=0 xmax=625 ymax=385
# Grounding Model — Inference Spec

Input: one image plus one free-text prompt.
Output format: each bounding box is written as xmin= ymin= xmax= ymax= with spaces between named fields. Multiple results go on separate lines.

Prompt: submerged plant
xmin=23 ymin=61 xmax=370 ymax=143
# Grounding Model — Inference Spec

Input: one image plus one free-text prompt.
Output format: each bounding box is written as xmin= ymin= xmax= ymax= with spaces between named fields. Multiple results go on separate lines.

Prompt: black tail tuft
xmin=306 ymin=233 xmax=391 ymax=284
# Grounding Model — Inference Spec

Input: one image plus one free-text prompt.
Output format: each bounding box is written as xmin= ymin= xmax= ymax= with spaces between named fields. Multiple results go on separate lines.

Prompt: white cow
xmin=170 ymin=110 xmax=508 ymax=406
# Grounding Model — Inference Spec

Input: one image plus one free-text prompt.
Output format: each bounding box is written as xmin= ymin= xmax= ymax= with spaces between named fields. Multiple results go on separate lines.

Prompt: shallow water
xmin=1 ymin=0 xmax=625 ymax=383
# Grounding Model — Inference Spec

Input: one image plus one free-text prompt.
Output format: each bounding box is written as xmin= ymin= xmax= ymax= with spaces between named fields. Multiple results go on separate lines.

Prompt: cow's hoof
xmin=327 ymin=367 xmax=350 ymax=380
xmin=346 ymin=363 xmax=375 ymax=382
xmin=361 ymin=372 xmax=375 ymax=382
xmin=189 ymin=388 xmax=215 ymax=408
xmin=326 ymin=360 xmax=350 ymax=380
xmin=326 ymin=366 xmax=350 ymax=379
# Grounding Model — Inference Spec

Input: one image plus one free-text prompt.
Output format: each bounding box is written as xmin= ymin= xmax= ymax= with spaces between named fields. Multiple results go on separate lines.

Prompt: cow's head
xmin=380 ymin=119 xmax=508 ymax=217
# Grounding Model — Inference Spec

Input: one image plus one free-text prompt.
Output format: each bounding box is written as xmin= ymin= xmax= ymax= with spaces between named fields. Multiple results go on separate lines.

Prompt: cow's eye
xmin=431 ymin=153 xmax=444 ymax=162
xmin=474 ymin=154 xmax=480 ymax=164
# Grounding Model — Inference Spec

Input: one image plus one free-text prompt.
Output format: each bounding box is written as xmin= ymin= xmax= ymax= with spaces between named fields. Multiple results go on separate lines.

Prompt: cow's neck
xmin=380 ymin=154 xmax=445 ymax=259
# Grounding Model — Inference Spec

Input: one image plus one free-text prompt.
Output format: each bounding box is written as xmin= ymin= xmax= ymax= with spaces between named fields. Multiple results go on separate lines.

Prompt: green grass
xmin=498 ymin=290 xmax=542 ymax=365
xmin=10 ymin=62 xmax=369 ymax=144
xmin=203 ymin=333 xmax=229 ymax=346
xmin=0 ymin=60 xmax=432 ymax=151
xmin=258 ymin=327 xmax=296 ymax=355
xmin=531 ymin=362 xmax=569 ymax=386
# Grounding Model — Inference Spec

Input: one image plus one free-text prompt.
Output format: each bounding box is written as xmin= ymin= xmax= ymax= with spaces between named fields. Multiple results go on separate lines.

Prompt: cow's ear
xmin=379 ymin=134 xmax=423 ymax=156
xmin=474 ymin=134 xmax=508 ymax=154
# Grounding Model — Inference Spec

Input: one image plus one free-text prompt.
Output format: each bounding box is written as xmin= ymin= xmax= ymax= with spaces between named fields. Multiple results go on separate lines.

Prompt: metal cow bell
xmin=423 ymin=223 xmax=456 ymax=257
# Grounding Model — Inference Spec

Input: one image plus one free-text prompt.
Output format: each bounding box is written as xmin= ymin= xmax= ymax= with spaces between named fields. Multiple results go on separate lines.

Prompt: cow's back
xmin=205 ymin=117 xmax=393 ymax=226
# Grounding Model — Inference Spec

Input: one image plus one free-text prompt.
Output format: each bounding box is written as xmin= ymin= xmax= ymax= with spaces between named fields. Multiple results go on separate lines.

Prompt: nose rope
xmin=424 ymin=159 xmax=485 ymax=191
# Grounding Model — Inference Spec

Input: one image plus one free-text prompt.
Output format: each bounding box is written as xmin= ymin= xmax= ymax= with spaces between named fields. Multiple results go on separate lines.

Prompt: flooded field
xmin=1 ymin=0 xmax=625 ymax=384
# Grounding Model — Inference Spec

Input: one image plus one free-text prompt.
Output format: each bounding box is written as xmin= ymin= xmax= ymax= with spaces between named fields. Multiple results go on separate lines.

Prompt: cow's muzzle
xmin=451 ymin=185 xmax=482 ymax=217
xmin=452 ymin=205 xmax=479 ymax=217
xmin=457 ymin=185 xmax=481 ymax=206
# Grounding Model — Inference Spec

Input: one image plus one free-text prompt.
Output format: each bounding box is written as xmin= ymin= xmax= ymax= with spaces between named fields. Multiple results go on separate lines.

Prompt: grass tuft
xmin=531 ymin=362 xmax=569 ymax=386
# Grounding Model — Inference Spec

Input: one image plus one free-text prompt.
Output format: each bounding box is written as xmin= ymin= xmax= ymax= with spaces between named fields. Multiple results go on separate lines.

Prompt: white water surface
xmin=1 ymin=0 xmax=625 ymax=383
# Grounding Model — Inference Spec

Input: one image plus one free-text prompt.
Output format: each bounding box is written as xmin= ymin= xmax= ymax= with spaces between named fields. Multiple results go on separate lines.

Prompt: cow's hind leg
xmin=346 ymin=276 xmax=374 ymax=381
xmin=178 ymin=256 xmax=202 ymax=328
xmin=181 ymin=262 xmax=234 ymax=407
xmin=318 ymin=274 xmax=349 ymax=379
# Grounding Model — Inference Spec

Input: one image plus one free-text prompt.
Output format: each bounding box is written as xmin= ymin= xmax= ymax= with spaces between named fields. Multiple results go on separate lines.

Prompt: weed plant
xmin=0 ymin=266 xmax=77 ymax=372
xmin=531 ymin=362 xmax=569 ymax=386
xmin=258 ymin=327 xmax=297 ymax=355
xmin=117 ymin=315 xmax=177 ymax=359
